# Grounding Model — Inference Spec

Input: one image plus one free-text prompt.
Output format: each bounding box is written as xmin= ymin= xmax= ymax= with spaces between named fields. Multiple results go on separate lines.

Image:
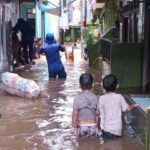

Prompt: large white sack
xmin=1 ymin=72 xmax=41 ymax=99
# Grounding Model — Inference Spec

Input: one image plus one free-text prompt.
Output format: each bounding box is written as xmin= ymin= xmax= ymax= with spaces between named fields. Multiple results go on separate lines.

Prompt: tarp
xmin=36 ymin=0 xmax=61 ymax=16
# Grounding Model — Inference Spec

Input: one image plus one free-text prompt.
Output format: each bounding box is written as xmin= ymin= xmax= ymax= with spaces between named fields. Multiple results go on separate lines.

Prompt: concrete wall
xmin=45 ymin=13 xmax=59 ymax=41
xmin=20 ymin=2 xmax=35 ymax=21
xmin=124 ymin=95 xmax=147 ymax=145
xmin=0 ymin=0 xmax=19 ymax=74
xmin=36 ymin=5 xmax=42 ymax=38
xmin=35 ymin=9 xmax=59 ymax=41
xmin=111 ymin=43 xmax=143 ymax=88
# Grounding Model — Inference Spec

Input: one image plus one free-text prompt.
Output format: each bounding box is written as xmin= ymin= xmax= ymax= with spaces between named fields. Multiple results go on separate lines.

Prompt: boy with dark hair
xmin=98 ymin=74 xmax=139 ymax=139
xmin=71 ymin=73 xmax=99 ymax=138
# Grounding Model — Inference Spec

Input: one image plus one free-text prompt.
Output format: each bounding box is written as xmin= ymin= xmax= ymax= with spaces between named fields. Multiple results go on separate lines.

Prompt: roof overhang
xmin=36 ymin=0 xmax=61 ymax=16
xmin=96 ymin=3 xmax=105 ymax=9
xmin=69 ymin=22 xmax=81 ymax=28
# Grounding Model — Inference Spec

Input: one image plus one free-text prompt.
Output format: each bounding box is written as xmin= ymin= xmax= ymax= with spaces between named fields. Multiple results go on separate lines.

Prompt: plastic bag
xmin=1 ymin=72 xmax=41 ymax=99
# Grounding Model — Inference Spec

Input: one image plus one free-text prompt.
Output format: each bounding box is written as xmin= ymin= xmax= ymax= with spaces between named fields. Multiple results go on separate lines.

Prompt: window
xmin=27 ymin=8 xmax=35 ymax=19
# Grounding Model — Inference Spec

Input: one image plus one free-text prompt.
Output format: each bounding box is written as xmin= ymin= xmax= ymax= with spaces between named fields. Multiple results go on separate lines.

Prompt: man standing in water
xmin=40 ymin=33 xmax=67 ymax=79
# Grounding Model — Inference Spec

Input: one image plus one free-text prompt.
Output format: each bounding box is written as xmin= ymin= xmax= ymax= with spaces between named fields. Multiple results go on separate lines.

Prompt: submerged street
xmin=0 ymin=48 xmax=145 ymax=150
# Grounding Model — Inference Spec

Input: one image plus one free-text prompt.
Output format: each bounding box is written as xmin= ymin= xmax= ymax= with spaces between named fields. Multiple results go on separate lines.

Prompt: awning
xmin=96 ymin=3 xmax=105 ymax=9
xmin=91 ymin=0 xmax=105 ymax=12
xmin=69 ymin=22 xmax=81 ymax=28
xmin=36 ymin=0 xmax=61 ymax=16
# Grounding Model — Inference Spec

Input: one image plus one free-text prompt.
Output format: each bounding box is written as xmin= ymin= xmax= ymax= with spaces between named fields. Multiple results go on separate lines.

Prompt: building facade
xmin=0 ymin=0 xmax=19 ymax=73
xmin=119 ymin=0 xmax=150 ymax=91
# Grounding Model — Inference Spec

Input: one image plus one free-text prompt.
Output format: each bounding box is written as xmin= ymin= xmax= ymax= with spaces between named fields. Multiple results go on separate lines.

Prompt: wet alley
xmin=0 ymin=48 xmax=145 ymax=150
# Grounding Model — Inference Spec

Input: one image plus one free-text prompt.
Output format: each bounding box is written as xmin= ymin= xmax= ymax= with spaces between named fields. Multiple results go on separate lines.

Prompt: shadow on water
xmin=0 ymin=49 xmax=145 ymax=150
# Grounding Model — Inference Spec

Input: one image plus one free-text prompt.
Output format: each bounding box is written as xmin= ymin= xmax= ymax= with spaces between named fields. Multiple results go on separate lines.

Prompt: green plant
xmin=65 ymin=35 xmax=71 ymax=42
xmin=105 ymin=0 xmax=118 ymax=31
xmin=84 ymin=25 xmax=100 ymax=47
xmin=84 ymin=31 xmax=95 ymax=47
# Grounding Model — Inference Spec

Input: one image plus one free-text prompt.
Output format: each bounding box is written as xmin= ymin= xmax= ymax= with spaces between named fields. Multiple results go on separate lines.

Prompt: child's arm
xmin=121 ymin=96 xmax=139 ymax=112
xmin=126 ymin=104 xmax=139 ymax=112
xmin=71 ymin=110 xmax=78 ymax=133
xmin=96 ymin=115 xmax=100 ymax=130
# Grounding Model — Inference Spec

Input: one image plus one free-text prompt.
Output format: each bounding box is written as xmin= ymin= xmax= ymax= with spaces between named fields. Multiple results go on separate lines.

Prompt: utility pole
xmin=41 ymin=11 xmax=45 ymax=44
xmin=82 ymin=0 xmax=87 ymax=29
xmin=81 ymin=0 xmax=87 ymax=57
xmin=59 ymin=0 xmax=65 ymax=44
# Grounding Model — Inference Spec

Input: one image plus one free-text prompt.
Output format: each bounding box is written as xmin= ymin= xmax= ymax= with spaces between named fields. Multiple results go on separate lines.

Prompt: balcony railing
xmin=120 ymin=1 xmax=139 ymax=15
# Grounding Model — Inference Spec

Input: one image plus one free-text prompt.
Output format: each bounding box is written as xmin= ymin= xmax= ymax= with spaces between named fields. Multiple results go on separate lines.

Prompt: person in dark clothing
xmin=12 ymin=29 xmax=21 ymax=66
xmin=13 ymin=18 xmax=35 ymax=64
xmin=39 ymin=33 xmax=67 ymax=79
xmin=83 ymin=45 xmax=89 ymax=60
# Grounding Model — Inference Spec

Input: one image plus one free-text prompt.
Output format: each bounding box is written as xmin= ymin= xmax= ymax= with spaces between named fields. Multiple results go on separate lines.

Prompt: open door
xmin=20 ymin=3 xmax=36 ymax=35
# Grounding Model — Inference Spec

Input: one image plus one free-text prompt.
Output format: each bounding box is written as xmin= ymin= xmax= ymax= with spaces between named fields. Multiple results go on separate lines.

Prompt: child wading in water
xmin=71 ymin=73 xmax=99 ymax=138
xmin=98 ymin=74 xmax=139 ymax=139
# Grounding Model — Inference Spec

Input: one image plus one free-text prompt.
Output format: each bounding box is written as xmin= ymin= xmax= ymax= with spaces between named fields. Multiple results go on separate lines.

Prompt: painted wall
xmin=35 ymin=10 xmax=59 ymax=40
xmin=45 ymin=13 xmax=59 ymax=41
xmin=36 ymin=5 xmax=42 ymax=38
xmin=20 ymin=2 xmax=35 ymax=21
xmin=35 ymin=0 xmax=60 ymax=40
xmin=124 ymin=94 xmax=146 ymax=145
xmin=111 ymin=43 xmax=143 ymax=88
xmin=0 ymin=0 xmax=19 ymax=73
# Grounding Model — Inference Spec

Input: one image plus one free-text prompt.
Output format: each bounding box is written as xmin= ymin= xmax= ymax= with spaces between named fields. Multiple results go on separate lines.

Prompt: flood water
xmin=0 ymin=47 xmax=144 ymax=150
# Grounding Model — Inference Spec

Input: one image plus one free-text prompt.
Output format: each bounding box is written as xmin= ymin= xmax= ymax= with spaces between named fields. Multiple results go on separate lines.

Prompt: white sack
xmin=1 ymin=72 xmax=41 ymax=99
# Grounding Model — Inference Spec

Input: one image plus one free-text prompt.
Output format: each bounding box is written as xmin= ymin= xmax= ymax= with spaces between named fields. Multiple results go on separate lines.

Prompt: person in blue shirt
xmin=40 ymin=33 xmax=67 ymax=79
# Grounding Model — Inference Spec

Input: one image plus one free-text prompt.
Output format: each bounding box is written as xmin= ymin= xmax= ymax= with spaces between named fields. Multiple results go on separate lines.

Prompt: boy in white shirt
xmin=98 ymin=74 xmax=139 ymax=139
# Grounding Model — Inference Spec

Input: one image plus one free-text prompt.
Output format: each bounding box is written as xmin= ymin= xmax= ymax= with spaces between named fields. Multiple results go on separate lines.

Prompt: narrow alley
xmin=0 ymin=0 xmax=150 ymax=149
xmin=0 ymin=47 xmax=144 ymax=150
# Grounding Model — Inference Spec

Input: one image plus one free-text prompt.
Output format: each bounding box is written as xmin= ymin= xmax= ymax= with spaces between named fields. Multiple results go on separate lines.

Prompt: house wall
xmin=36 ymin=5 xmax=42 ymax=38
xmin=35 ymin=0 xmax=59 ymax=40
xmin=0 ymin=0 xmax=19 ymax=74
xmin=120 ymin=1 xmax=150 ymax=91
xmin=45 ymin=13 xmax=59 ymax=41
xmin=20 ymin=2 xmax=35 ymax=21
xmin=120 ymin=1 xmax=143 ymax=44
xmin=111 ymin=43 xmax=143 ymax=88
xmin=20 ymin=2 xmax=35 ymax=35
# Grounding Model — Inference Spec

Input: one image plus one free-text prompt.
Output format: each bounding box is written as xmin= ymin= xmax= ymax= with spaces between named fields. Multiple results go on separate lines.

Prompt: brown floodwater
xmin=0 ymin=48 xmax=144 ymax=150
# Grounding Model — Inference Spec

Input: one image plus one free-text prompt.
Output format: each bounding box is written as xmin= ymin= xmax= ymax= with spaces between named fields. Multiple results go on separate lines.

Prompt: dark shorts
xmin=49 ymin=68 xmax=66 ymax=79
xmin=102 ymin=130 xmax=121 ymax=139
